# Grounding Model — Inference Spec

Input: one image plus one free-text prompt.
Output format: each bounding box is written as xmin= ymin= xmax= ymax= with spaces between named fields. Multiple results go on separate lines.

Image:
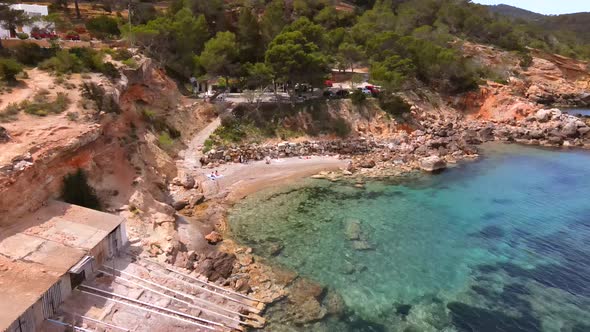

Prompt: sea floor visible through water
xmin=229 ymin=143 xmax=590 ymax=332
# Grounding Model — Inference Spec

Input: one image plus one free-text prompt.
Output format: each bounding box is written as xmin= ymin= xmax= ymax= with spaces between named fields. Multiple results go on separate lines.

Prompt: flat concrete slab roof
xmin=0 ymin=200 xmax=124 ymax=330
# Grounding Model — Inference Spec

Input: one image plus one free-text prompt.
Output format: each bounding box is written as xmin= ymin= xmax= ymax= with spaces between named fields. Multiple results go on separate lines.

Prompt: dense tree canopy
xmin=197 ymin=31 xmax=239 ymax=84
xmin=122 ymin=0 xmax=590 ymax=93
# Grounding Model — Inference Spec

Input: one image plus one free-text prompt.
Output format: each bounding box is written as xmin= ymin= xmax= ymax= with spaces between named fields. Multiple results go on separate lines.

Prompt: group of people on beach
xmin=209 ymin=170 xmax=221 ymax=179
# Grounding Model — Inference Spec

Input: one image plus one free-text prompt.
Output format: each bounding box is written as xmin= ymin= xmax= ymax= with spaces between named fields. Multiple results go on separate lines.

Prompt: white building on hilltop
xmin=0 ymin=4 xmax=49 ymax=39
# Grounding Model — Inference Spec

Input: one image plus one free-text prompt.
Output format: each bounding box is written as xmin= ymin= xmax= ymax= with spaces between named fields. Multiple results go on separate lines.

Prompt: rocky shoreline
xmin=200 ymin=108 xmax=590 ymax=177
xmin=161 ymin=107 xmax=590 ymax=330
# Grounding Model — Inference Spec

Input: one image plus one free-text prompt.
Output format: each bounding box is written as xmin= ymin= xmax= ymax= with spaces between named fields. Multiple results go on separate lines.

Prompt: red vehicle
xmin=64 ymin=31 xmax=80 ymax=41
xmin=324 ymin=80 xmax=333 ymax=87
xmin=365 ymin=85 xmax=380 ymax=95
xmin=31 ymin=28 xmax=57 ymax=40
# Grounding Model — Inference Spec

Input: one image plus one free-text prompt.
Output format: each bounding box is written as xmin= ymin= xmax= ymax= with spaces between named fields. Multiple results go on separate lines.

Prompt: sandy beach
xmin=196 ymin=156 xmax=349 ymax=202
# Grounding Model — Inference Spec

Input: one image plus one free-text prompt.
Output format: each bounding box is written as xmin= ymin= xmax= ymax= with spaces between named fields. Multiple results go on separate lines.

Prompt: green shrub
xmin=332 ymin=117 xmax=351 ymax=138
xmin=66 ymin=112 xmax=78 ymax=121
xmin=203 ymin=138 xmax=214 ymax=153
xmin=21 ymin=91 xmax=70 ymax=116
xmin=112 ymin=48 xmax=133 ymax=61
xmin=214 ymin=121 xmax=246 ymax=143
xmin=141 ymin=108 xmax=156 ymax=120
xmin=519 ymin=51 xmax=534 ymax=69
xmin=11 ymin=43 xmax=54 ymax=66
xmin=350 ymin=90 xmax=367 ymax=105
xmin=158 ymin=132 xmax=174 ymax=148
xmin=86 ymin=15 xmax=120 ymax=38
xmin=80 ymin=81 xmax=121 ymax=113
xmin=40 ymin=48 xmax=120 ymax=78
xmin=220 ymin=112 xmax=237 ymax=127
xmin=100 ymin=61 xmax=120 ymax=79
xmin=61 ymin=169 xmax=101 ymax=210
xmin=39 ymin=50 xmax=83 ymax=73
xmin=122 ymin=58 xmax=138 ymax=69
xmin=0 ymin=103 xmax=20 ymax=122
xmin=16 ymin=33 xmax=29 ymax=40
xmin=378 ymin=94 xmax=411 ymax=117
xmin=0 ymin=58 xmax=24 ymax=82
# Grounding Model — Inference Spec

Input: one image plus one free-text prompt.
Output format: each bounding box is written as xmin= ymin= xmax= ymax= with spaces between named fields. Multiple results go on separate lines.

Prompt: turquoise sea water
xmin=229 ymin=143 xmax=590 ymax=331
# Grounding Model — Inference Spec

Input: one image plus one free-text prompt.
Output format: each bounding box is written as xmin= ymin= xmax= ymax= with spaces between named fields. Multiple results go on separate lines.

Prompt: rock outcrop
xmin=0 ymin=126 xmax=9 ymax=143
xmin=201 ymin=139 xmax=378 ymax=165
xmin=420 ymin=156 xmax=447 ymax=172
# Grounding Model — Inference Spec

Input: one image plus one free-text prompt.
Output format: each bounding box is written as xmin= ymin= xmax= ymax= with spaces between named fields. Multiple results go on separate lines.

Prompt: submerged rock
xmin=324 ymin=290 xmax=345 ymax=316
xmin=287 ymin=278 xmax=327 ymax=324
xmin=351 ymin=240 xmax=374 ymax=251
xmin=344 ymin=219 xmax=362 ymax=240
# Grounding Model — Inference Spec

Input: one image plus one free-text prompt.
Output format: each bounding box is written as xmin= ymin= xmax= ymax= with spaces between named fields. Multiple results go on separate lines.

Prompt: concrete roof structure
xmin=0 ymin=200 xmax=124 ymax=330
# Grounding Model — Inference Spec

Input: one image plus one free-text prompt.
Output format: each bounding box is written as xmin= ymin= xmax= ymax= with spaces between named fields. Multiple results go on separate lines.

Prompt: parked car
xmin=323 ymin=90 xmax=335 ymax=98
xmin=336 ymin=89 xmax=350 ymax=98
xmin=295 ymin=83 xmax=311 ymax=93
xmin=358 ymin=87 xmax=372 ymax=95
xmin=64 ymin=31 xmax=80 ymax=41
xmin=365 ymin=85 xmax=380 ymax=96
xmin=323 ymin=89 xmax=350 ymax=99
xmin=31 ymin=28 xmax=57 ymax=40
xmin=324 ymin=80 xmax=333 ymax=87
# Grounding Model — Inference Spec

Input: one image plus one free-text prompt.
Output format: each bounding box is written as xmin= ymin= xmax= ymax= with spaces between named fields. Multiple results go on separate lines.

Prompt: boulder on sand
xmin=562 ymin=120 xmax=579 ymax=137
xmin=535 ymin=109 xmax=552 ymax=122
xmin=419 ymin=156 xmax=446 ymax=172
xmin=172 ymin=173 xmax=196 ymax=189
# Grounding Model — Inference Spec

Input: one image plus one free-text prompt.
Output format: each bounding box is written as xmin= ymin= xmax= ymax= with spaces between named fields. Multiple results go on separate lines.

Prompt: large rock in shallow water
xmin=344 ymin=219 xmax=362 ymax=240
xmin=420 ymin=156 xmax=446 ymax=172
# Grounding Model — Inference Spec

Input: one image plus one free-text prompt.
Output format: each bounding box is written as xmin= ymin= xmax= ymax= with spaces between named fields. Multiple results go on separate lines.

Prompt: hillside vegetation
xmin=488 ymin=4 xmax=590 ymax=50
xmin=3 ymin=0 xmax=589 ymax=107
xmin=120 ymin=0 xmax=590 ymax=97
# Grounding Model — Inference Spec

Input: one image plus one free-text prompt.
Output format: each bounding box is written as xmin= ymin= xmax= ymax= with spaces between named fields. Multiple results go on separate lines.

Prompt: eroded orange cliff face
xmin=455 ymin=43 xmax=590 ymax=121
xmin=0 ymin=59 xmax=197 ymax=226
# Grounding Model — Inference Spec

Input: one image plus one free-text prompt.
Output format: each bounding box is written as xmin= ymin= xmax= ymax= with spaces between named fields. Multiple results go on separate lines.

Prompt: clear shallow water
xmin=562 ymin=108 xmax=590 ymax=117
xmin=229 ymin=144 xmax=590 ymax=331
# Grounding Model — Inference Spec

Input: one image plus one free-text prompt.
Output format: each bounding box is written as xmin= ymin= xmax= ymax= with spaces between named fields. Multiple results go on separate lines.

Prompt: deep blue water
xmin=229 ymin=144 xmax=590 ymax=331
xmin=562 ymin=108 xmax=590 ymax=117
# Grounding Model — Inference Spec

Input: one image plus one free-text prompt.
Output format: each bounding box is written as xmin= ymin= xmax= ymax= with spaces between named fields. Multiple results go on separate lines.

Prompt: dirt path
xmin=179 ymin=116 xmax=221 ymax=171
